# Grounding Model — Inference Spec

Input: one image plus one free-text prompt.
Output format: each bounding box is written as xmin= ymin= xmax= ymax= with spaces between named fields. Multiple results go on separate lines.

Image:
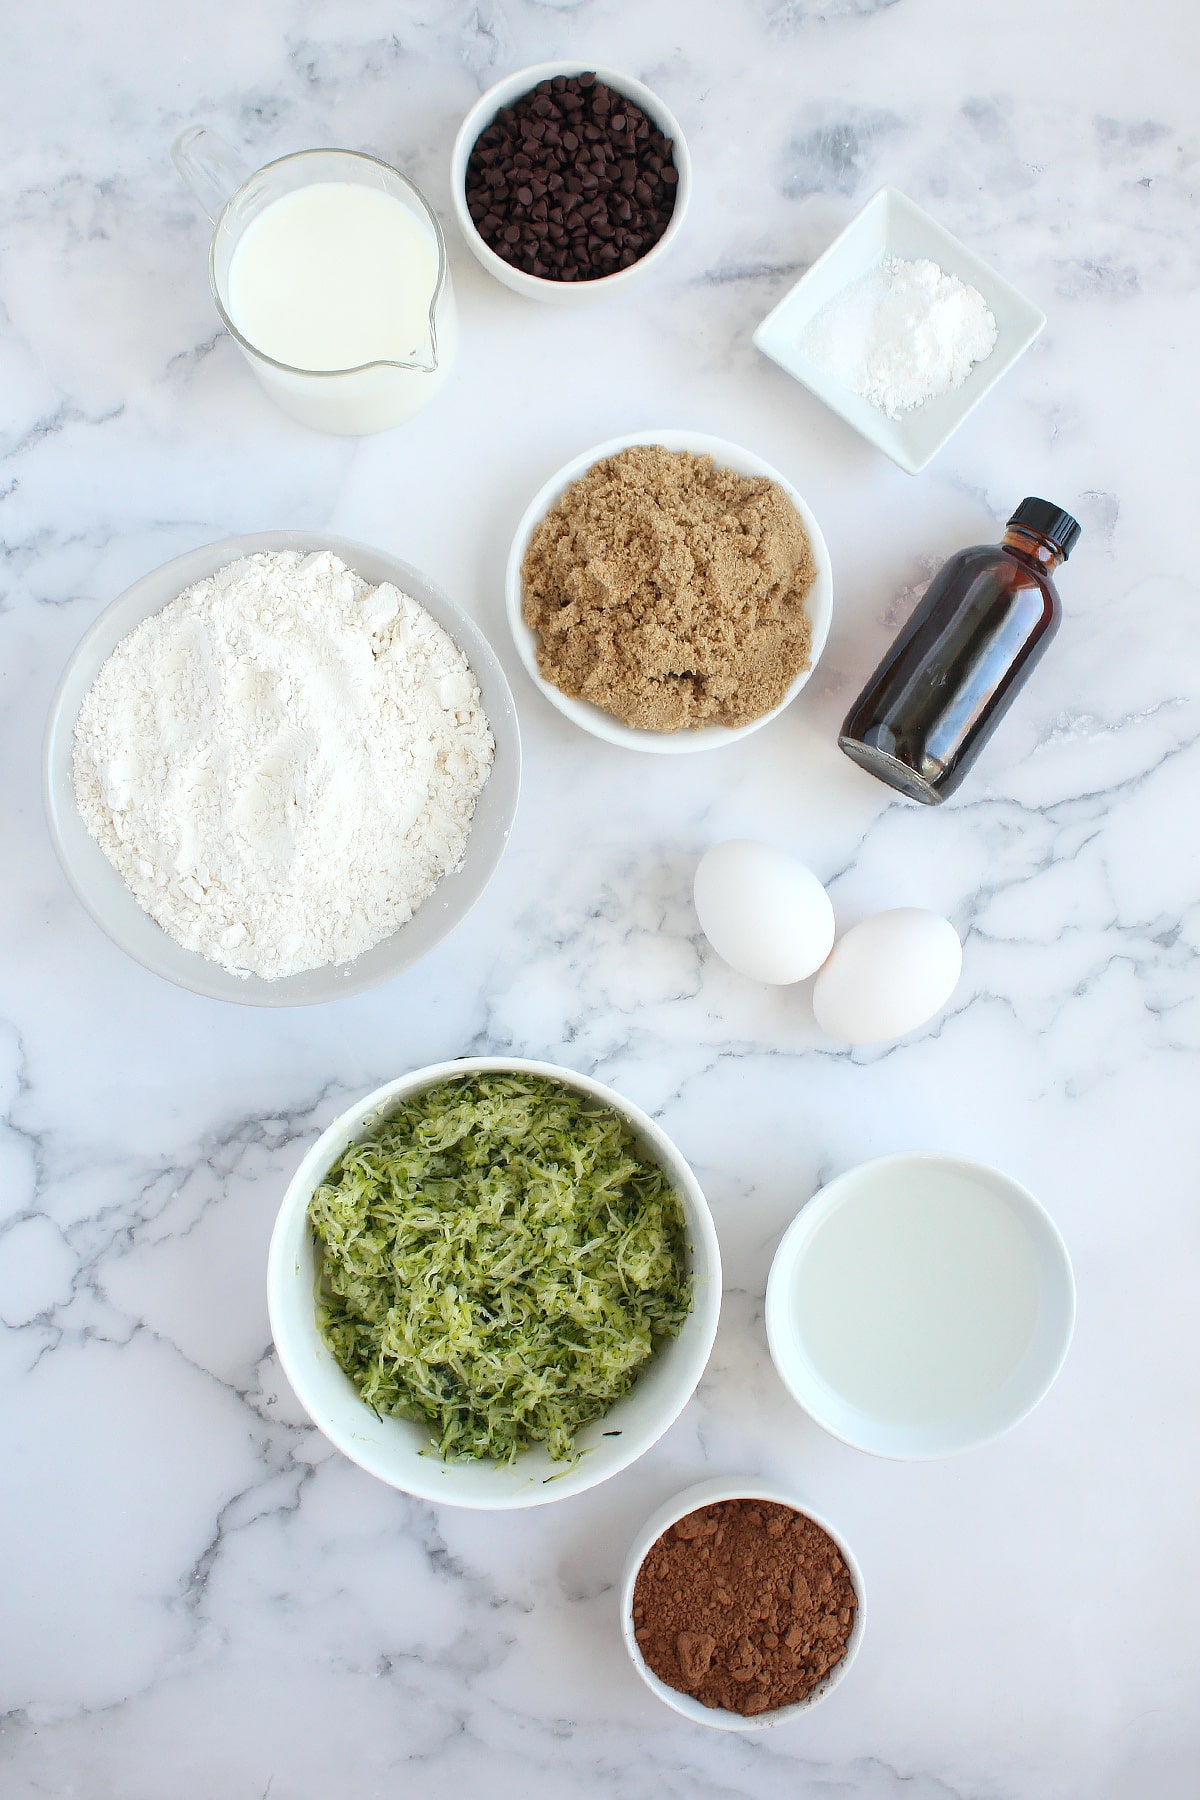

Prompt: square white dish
xmin=753 ymin=186 xmax=1046 ymax=475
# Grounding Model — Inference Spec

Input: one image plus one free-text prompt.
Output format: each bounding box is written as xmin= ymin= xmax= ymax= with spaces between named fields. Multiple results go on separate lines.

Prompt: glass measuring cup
xmin=171 ymin=127 xmax=457 ymax=435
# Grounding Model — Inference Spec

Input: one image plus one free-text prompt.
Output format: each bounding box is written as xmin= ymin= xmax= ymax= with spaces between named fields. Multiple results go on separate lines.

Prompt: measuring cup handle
xmin=171 ymin=126 xmax=248 ymax=224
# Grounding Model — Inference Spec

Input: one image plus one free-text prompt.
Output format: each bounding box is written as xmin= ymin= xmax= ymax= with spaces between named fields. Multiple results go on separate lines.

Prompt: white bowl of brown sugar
xmin=505 ymin=430 xmax=834 ymax=754
xmin=621 ymin=1478 xmax=866 ymax=1729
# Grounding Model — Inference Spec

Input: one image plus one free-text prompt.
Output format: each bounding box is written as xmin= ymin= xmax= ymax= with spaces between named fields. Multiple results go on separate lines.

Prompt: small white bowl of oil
xmin=766 ymin=1152 xmax=1075 ymax=1459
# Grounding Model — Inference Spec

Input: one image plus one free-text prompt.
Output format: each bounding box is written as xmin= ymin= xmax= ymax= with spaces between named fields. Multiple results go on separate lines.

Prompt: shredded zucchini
xmin=308 ymin=1072 xmax=693 ymax=1464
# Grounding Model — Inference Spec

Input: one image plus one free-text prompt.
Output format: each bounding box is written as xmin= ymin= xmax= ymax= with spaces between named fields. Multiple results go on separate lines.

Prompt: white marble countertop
xmin=3 ymin=2 xmax=1199 ymax=1795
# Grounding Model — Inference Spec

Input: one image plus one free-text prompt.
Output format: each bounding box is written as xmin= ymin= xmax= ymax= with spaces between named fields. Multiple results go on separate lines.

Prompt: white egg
xmin=812 ymin=908 xmax=962 ymax=1046
xmin=694 ymin=840 xmax=835 ymax=985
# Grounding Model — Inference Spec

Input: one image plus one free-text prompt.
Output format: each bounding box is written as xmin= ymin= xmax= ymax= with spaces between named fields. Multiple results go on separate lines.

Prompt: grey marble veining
xmin=2 ymin=1 xmax=1199 ymax=1795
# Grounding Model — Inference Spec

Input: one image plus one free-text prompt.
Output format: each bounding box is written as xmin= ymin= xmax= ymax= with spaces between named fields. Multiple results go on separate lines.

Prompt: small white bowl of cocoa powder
xmin=621 ymin=1478 xmax=865 ymax=1729
xmin=506 ymin=431 xmax=834 ymax=753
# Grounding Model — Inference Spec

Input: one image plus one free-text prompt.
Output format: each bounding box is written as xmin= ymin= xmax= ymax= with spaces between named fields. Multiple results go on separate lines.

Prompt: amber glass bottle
xmin=838 ymin=498 xmax=1081 ymax=803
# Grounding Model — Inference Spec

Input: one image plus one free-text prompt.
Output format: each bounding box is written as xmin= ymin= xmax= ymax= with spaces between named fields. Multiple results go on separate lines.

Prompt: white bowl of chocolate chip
xmin=451 ymin=62 xmax=692 ymax=302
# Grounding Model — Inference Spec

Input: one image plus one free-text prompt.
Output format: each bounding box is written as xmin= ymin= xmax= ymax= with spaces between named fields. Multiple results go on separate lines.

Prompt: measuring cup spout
xmin=411 ymin=321 xmax=439 ymax=376
xmin=171 ymin=127 xmax=249 ymax=224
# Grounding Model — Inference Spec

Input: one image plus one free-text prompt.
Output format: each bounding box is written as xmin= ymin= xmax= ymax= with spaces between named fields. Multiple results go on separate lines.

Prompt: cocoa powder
xmin=630 ymin=1498 xmax=857 ymax=1717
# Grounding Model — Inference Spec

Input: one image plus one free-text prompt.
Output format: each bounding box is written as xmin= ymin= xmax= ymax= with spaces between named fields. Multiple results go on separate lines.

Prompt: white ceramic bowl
xmin=43 ymin=532 xmax=521 ymax=1007
xmin=753 ymin=186 xmax=1046 ymax=475
xmin=451 ymin=62 xmax=691 ymax=303
xmin=621 ymin=1477 xmax=866 ymax=1730
xmin=506 ymin=429 xmax=834 ymax=753
xmin=267 ymin=1057 xmax=722 ymax=1509
xmin=765 ymin=1153 xmax=1076 ymax=1459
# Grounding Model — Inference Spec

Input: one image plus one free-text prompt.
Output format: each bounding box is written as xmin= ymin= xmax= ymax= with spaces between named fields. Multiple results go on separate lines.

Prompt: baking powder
xmin=801 ymin=254 xmax=998 ymax=418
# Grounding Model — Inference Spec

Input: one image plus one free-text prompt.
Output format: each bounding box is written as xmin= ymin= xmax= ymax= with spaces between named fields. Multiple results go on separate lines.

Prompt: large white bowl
xmin=621 ymin=1477 xmax=866 ymax=1730
xmin=44 ymin=532 xmax=521 ymax=1007
xmin=506 ymin=430 xmax=834 ymax=753
xmin=266 ymin=1057 xmax=723 ymax=1509
xmin=451 ymin=62 xmax=691 ymax=304
xmin=765 ymin=1153 xmax=1075 ymax=1459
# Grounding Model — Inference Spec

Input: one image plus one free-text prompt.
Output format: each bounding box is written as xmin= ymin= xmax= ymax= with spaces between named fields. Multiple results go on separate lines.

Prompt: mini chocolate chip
xmin=464 ymin=70 xmax=679 ymax=280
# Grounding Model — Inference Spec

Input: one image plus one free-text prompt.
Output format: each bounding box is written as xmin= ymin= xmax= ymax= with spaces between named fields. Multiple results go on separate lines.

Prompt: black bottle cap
xmin=1008 ymin=497 xmax=1081 ymax=559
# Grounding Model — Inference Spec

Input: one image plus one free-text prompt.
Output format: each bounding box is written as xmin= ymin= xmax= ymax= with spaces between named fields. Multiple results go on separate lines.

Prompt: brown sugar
xmin=520 ymin=446 xmax=816 ymax=732
xmin=630 ymin=1498 xmax=857 ymax=1717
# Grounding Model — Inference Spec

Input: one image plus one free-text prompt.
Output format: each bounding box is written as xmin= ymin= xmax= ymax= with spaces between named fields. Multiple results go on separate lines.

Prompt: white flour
xmin=801 ymin=254 xmax=998 ymax=418
xmin=72 ymin=551 xmax=495 ymax=979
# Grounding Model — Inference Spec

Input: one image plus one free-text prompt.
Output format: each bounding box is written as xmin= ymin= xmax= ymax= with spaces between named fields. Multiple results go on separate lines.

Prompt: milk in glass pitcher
xmin=172 ymin=128 xmax=456 ymax=435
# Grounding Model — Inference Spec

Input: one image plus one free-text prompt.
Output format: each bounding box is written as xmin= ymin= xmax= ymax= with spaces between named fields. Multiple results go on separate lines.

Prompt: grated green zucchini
xmin=308 ymin=1072 xmax=693 ymax=1464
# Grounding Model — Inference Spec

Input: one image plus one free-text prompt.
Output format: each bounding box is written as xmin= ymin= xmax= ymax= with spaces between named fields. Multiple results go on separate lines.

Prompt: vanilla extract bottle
xmin=839 ymin=498 xmax=1081 ymax=803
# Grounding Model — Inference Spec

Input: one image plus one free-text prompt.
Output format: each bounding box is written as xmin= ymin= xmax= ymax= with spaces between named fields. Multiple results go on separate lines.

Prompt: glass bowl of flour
xmin=44 ymin=532 xmax=521 ymax=1006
